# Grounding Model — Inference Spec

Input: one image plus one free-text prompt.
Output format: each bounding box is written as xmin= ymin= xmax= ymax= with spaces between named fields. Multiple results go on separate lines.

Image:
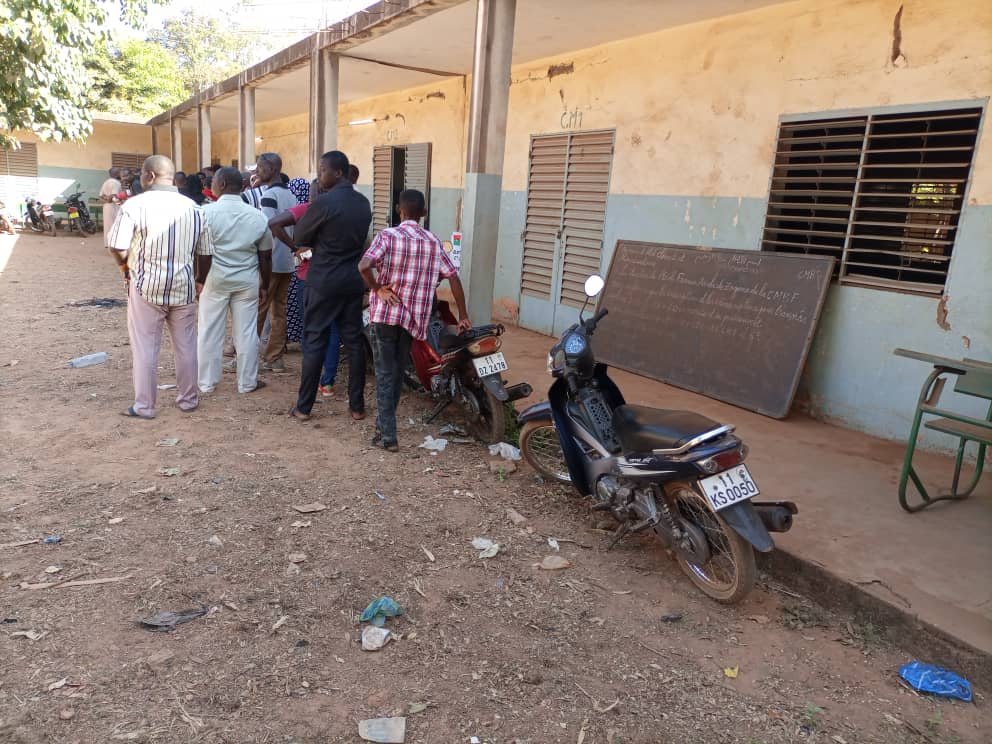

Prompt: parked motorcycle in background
xmin=63 ymin=191 xmax=98 ymax=235
xmin=363 ymin=296 xmax=532 ymax=443
xmin=518 ymin=274 xmax=797 ymax=603
xmin=23 ymin=197 xmax=56 ymax=237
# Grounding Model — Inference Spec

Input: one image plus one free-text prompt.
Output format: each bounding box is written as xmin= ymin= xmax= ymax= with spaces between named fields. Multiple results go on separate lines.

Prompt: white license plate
xmin=472 ymin=352 xmax=508 ymax=377
xmin=700 ymin=465 xmax=760 ymax=512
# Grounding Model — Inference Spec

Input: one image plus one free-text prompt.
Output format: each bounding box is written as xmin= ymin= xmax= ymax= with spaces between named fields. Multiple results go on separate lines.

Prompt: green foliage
xmin=1 ymin=0 xmax=107 ymax=147
xmin=87 ymin=39 xmax=186 ymax=116
xmin=148 ymin=9 xmax=257 ymax=97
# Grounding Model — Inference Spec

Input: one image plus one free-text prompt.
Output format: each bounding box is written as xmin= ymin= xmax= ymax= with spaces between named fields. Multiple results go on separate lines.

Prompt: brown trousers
xmin=257 ymin=272 xmax=293 ymax=363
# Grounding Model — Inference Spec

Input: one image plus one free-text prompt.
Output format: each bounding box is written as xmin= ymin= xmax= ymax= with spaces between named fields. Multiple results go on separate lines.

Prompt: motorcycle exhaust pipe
xmin=753 ymin=503 xmax=795 ymax=533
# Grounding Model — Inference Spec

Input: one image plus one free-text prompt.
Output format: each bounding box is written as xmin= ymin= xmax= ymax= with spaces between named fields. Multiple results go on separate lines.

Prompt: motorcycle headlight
xmin=546 ymin=354 xmax=554 ymax=373
xmin=563 ymin=333 xmax=586 ymax=356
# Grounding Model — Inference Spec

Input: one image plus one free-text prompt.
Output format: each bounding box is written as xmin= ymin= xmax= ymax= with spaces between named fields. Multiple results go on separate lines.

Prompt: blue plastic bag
xmin=899 ymin=661 xmax=972 ymax=702
xmin=360 ymin=596 xmax=403 ymax=627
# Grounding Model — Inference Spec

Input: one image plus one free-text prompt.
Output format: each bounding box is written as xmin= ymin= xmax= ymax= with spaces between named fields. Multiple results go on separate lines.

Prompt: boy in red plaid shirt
xmin=359 ymin=189 xmax=470 ymax=451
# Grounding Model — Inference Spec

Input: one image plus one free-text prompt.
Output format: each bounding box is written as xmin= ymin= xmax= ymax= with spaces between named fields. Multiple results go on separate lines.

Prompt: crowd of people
xmin=103 ymin=151 xmax=470 ymax=451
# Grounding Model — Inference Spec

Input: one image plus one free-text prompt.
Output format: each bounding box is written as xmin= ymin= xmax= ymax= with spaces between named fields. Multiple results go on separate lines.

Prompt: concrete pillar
xmin=170 ymin=118 xmax=183 ymax=171
xmin=460 ymin=0 xmax=516 ymax=325
xmin=151 ymin=125 xmax=159 ymax=156
xmin=309 ymin=49 xmax=340 ymax=174
xmin=197 ymin=104 xmax=212 ymax=169
xmin=239 ymin=85 xmax=256 ymax=169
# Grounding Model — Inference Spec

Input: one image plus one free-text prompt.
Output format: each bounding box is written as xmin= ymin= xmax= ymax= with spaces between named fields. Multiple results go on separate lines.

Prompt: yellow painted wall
xmin=337 ymin=77 xmax=469 ymax=189
xmin=10 ymin=120 xmax=152 ymax=170
xmin=499 ymin=0 xmax=992 ymax=202
xmin=212 ymin=112 xmax=310 ymax=177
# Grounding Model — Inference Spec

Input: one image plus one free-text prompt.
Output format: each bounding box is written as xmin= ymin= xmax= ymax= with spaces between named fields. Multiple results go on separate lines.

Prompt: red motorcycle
xmin=364 ymin=297 xmax=531 ymax=443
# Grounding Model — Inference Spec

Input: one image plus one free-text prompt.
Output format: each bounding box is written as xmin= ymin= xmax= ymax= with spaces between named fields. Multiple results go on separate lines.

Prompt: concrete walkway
xmin=499 ymin=325 xmax=992 ymax=661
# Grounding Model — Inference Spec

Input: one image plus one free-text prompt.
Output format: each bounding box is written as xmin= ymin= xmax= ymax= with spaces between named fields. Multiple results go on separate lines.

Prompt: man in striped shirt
xmin=108 ymin=155 xmax=205 ymax=419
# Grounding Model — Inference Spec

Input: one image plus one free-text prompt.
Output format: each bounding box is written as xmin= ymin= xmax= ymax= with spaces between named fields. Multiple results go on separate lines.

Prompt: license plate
xmin=68 ymin=208 xmax=78 ymax=218
xmin=700 ymin=465 xmax=760 ymax=512
xmin=473 ymin=352 xmax=508 ymax=377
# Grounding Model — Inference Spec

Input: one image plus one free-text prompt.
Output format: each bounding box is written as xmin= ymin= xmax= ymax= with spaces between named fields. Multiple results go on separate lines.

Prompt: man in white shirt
xmin=99 ymin=166 xmax=122 ymax=245
xmin=195 ymin=168 xmax=273 ymax=394
xmin=108 ymin=155 xmax=205 ymax=419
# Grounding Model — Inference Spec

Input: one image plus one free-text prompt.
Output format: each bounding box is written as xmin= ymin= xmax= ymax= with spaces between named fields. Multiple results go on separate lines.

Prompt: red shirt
xmin=289 ymin=203 xmax=311 ymax=280
xmin=363 ymin=221 xmax=457 ymax=340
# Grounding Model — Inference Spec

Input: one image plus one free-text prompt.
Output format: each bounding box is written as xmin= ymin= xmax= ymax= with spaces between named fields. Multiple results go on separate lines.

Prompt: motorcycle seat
xmin=439 ymin=329 xmax=470 ymax=351
xmin=612 ymin=404 xmax=725 ymax=452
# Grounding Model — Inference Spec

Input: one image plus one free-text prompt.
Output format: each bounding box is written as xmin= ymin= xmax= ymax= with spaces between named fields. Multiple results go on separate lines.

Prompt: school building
xmin=5 ymin=0 xmax=989 ymax=451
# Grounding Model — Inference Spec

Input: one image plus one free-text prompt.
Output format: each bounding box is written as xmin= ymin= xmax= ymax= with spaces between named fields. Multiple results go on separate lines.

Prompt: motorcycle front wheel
xmin=44 ymin=218 xmax=56 ymax=237
xmin=519 ymin=419 xmax=571 ymax=484
xmin=666 ymin=482 xmax=756 ymax=603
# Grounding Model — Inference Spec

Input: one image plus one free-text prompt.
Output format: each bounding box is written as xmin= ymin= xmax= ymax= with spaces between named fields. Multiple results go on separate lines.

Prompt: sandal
xmin=119 ymin=405 xmax=149 ymax=419
xmin=245 ymin=380 xmax=267 ymax=394
xmin=350 ymin=410 xmax=366 ymax=421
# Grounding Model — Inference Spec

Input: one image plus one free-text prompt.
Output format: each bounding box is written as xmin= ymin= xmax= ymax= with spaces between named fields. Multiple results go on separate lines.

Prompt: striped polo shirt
xmin=109 ymin=185 xmax=205 ymax=306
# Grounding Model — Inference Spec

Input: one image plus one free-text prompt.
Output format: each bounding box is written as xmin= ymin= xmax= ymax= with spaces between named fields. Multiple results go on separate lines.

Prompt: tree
xmin=87 ymin=39 xmax=186 ymax=117
xmin=0 ymin=0 xmax=151 ymax=148
xmin=148 ymin=10 xmax=262 ymax=97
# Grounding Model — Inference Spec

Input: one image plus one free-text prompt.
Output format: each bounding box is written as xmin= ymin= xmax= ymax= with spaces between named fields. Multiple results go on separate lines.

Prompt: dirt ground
xmin=0 ymin=232 xmax=986 ymax=743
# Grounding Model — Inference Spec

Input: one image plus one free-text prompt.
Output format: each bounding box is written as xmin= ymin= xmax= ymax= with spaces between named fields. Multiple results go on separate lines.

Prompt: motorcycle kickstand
xmin=606 ymin=521 xmax=631 ymax=551
xmin=423 ymin=398 xmax=452 ymax=424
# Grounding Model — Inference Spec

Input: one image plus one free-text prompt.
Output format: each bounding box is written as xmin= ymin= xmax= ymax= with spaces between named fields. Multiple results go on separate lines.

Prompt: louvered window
xmin=762 ymin=107 xmax=981 ymax=295
xmin=522 ymin=130 xmax=614 ymax=307
xmin=372 ymin=143 xmax=432 ymax=234
xmin=111 ymin=152 xmax=151 ymax=171
xmin=0 ymin=142 xmax=39 ymax=206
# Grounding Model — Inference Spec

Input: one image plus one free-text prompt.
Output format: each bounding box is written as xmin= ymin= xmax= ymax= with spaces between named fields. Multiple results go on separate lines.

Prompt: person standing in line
xmin=358 ymin=189 xmax=470 ymax=451
xmin=127 ymin=167 xmax=144 ymax=195
xmin=195 ymin=167 xmax=273 ymax=395
xmin=290 ymin=150 xmax=371 ymax=422
xmin=185 ymin=173 xmax=206 ymax=205
xmin=107 ymin=155 xmax=204 ymax=419
xmin=255 ymin=152 xmax=298 ymax=372
xmin=175 ymin=171 xmax=190 ymax=198
xmin=284 ymin=177 xmax=311 ymax=348
xmin=98 ymin=166 xmax=123 ymax=245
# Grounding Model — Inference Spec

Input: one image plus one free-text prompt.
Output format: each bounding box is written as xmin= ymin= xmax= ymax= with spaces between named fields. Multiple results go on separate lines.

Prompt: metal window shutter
xmin=372 ymin=145 xmax=394 ymax=234
xmin=111 ymin=152 xmax=151 ymax=171
xmin=404 ymin=142 xmax=432 ymax=225
xmin=844 ymin=108 xmax=980 ymax=294
xmin=762 ymin=117 xmax=867 ymax=267
xmin=0 ymin=143 xmax=39 ymax=207
xmin=559 ymin=130 xmax=614 ymax=307
xmin=522 ymin=134 xmax=568 ymax=300
xmin=762 ymin=108 xmax=980 ymax=294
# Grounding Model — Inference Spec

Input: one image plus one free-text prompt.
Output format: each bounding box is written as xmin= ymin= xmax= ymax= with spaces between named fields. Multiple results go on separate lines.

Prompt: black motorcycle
xmin=64 ymin=192 xmax=98 ymax=235
xmin=518 ymin=274 xmax=797 ymax=603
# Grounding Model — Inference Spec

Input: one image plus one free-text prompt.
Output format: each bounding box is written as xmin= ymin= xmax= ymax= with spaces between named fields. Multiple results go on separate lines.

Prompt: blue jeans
xmin=320 ymin=322 xmax=340 ymax=387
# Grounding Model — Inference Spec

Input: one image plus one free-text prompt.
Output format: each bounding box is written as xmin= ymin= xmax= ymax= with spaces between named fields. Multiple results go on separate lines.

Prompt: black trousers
xmin=370 ymin=323 xmax=413 ymax=443
xmin=296 ymin=284 xmax=365 ymax=415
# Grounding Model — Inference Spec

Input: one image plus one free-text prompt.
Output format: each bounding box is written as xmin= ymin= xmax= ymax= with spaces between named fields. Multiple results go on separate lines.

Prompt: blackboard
xmin=595 ymin=241 xmax=834 ymax=418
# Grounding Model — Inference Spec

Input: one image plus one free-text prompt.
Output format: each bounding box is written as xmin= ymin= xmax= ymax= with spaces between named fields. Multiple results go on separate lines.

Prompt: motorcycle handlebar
xmin=585 ymin=308 xmax=608 ymax=332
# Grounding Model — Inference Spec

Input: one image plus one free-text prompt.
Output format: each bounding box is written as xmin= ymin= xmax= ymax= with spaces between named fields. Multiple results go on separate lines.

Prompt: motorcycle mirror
xmin=584 ymin=274 xmax=605 ymax=298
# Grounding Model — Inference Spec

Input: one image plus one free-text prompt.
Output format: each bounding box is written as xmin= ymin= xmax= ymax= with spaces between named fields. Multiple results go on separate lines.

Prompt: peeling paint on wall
xmin=547 ymin=62 xmax=575 ymax=79
xmin=890 ymin=4 xmax=907 ymax=66
xmin=493 ymin=297 xmax=520 ymax=324
xmin=936 ymin=295 xmax=952 ymax=331
xmin=962 ymin=335 xmax=971 ymax=349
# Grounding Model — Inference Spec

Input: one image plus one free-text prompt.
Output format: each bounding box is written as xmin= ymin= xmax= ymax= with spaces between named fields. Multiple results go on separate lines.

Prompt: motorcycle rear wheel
xmin=667 ymin=482 xmax=756 ymax=603
xmin=465 ymin=388 xmax=505 ymax=444
xmin=45 ymin=218 xmax=56 ymax=237
xmin=82 ymin=223 xmax=98 ymax=236
xmin=519 ymin=419 xmax=571 ymax=484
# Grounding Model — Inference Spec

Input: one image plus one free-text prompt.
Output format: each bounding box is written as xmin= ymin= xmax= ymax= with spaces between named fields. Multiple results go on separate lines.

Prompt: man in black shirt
xmin=290 ymin=150 xmax=372 ymax=421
